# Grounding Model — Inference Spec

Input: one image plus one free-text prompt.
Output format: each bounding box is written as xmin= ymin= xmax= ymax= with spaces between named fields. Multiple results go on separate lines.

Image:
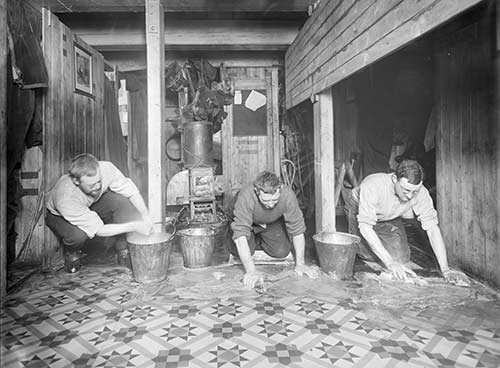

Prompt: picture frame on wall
xmin=74 ymin=43 xmax=93 ymax=96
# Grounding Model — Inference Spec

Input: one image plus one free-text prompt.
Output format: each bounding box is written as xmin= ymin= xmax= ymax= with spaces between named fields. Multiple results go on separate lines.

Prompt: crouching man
xmin=46 ymin=153 xmax=153 ymax=273
xmin=228 ymin=171 xmax=319 ymax=288
xmin=346 ymin=159 xmax=469 ymax=285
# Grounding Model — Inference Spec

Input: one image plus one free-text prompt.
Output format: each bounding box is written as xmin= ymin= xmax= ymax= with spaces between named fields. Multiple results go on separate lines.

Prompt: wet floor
xmin=2 ymin=224 xmax=500 ymax=367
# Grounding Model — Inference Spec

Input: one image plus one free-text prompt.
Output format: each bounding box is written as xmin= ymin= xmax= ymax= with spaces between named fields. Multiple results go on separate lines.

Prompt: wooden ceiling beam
xmin=29 ymin=0 xmax=311 ymax=13
xmin=71 ymin=20 xmax=300 ymax=52
xmin=104 ymin=50 xmax=284 ymax=71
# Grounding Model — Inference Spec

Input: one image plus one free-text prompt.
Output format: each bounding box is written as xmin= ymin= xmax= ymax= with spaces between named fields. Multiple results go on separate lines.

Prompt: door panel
xmin=222 ymin=67 xmax=279 ymax=202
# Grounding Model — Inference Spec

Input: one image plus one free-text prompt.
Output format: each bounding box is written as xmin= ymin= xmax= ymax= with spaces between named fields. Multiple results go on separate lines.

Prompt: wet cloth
xmin=46 ymin=161 xmax=139 ymax=238
xmin=228 ymin=184 xmax=306 ymax=258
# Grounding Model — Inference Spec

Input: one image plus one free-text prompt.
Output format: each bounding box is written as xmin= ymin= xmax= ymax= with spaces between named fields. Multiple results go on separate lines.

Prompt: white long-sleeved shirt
xmin=352 ymin=173 xmax=438 ymax=231
xmin=46 ymin=161 xmax=139 ymax=238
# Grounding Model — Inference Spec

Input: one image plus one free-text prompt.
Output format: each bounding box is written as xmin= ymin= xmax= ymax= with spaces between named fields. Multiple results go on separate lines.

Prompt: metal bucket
xmin=183 ymin=121 xmax=213 ymax=168
xmin=312 ymin=232 xmax=360 ymax=279
xmin=177 ymin=227 xmax=216 ymax=269
xmin=126 ymin=226 xmax=175 ymax=284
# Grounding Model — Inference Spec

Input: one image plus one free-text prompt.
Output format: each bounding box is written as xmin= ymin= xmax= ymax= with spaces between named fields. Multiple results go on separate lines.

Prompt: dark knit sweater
xmin=230 ymin=184 xmax=306 ymax=241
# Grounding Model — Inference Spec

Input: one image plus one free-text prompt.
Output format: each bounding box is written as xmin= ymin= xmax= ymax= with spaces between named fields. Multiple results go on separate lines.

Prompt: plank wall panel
xmin=1 ymin=0 xmax=7 ymax=301
xmin=94 ymin=52 xmax=105 ymax=158
xmin=42 ymin=9 xmax=64 ymax=268
xmin=285 ymin=0 xmax=483 ymax=109
xmin=286 ymin=0 xmax=382 ymax=90
xmin=42 ymin=11 xmax=109 ymax=268
xmin=495 ymin=0 xmax=500 ymax=292
xmin=435 ymin=6 xmax=499 ymax=287
xmin=331 ymin=80 xmax=358 ymax=165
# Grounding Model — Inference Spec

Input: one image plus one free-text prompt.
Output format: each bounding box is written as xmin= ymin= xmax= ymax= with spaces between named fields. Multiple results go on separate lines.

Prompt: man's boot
xmin=117 ymin=248 xmax=132 ymax=270
xmin=63 ymin=247 xmax=83 ymax=273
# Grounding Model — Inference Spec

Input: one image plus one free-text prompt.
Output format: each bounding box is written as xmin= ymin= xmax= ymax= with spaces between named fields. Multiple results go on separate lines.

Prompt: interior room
xmin=1 ymin=1 xmax=499 ymax=367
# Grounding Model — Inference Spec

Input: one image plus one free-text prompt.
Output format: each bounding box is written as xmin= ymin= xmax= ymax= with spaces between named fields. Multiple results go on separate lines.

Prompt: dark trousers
xmin=345 ymin=195 xmax=410 ymax=263
xmin=227 ymin=218 xmax=292 ymax=259
xmin=46 ymin=191 xmax=141 ymax=252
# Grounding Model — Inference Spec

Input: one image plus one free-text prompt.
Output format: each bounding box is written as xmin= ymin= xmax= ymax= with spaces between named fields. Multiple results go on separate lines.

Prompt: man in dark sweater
xmin=228 ymin=171 xmax=319 ymax=288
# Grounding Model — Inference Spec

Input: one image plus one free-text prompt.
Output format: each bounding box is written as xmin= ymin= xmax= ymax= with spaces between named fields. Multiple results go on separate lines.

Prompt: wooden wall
xmin=435 ymin=3 xmax=499 ymax=288
xmin=1 ymin=0 xmax=7 ymax=300
xmin=285 ymin=0 xmax=483 ymax=109
xmin=42 ymin=10 xmax=107 ymax=268
xmin=332 ymin=79 xmax=359 ymax=165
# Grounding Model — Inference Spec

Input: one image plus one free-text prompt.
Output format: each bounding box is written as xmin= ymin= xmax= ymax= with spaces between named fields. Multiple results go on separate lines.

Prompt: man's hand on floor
xmin=386 ymin=263 xmax=417 ymax=281
xmin=243 ymin=271 xmax=264 ymax=289
xmin=295 ymin=264 xmax=319 ymax=279
xmin=443 ymin=269 xmax=470 ymax=286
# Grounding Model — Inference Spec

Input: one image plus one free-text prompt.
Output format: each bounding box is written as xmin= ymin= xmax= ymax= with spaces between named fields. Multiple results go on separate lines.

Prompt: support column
xmin=495 ymin=0 xmax=500 ymax=287
xmin=145 ymin=0 xmax=165 ymax=223
xmin=0 ymin=0 xmax=7 ymax=301
xmin=313 ymin=89 xmax=335 ymax=234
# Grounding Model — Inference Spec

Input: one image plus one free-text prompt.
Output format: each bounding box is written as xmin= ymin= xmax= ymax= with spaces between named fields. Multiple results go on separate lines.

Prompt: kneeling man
xmin=228 ymin=171 xmax=318 ymax=288
xmin=346 ymin=159 xmax=468 ymax=285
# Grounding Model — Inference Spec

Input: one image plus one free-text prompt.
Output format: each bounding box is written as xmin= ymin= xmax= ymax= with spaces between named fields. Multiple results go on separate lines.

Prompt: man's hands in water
xmin=443 ymin=269 xmax=470 ymax=286
xmin=243 ymin=271 xmax=264 ymax=289
xmin=295 ymin=264 xmax=319 ymax=279
xmin=133 ymin=220 xmax=153 ymax=235
xmin=387 ymin=263 xmax=417 ymax=281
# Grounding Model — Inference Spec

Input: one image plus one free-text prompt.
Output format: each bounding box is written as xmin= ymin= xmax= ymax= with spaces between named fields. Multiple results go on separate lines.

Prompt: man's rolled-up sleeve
xmin=356 ymin=185 xmax=378 ymax=227
xmin=56 ymin=197 xmax=104 ymax=238
xmin=104 ymin=162 xmax=139 ymax=198
xmin=413 ymin=188 xmax=438 ymax=231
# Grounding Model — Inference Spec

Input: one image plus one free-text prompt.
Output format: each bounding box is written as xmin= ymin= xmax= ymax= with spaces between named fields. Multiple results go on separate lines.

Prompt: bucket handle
xmin=163 ymin=221 xmax=176 ymax=237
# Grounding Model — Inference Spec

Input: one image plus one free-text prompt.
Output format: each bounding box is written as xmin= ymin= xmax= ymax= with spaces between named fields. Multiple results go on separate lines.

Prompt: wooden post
xmin=495 ymin=0 xmax=500 ymax=287
xmin=0 ymin=0 xmax=7 ymax=301
xmin=271 ymin=66 xmax=280 ymax=175
xmin=145 ymin=0 xmax=165 ymax=223
xmin=313 ymin=89 xmax=335 ymax=234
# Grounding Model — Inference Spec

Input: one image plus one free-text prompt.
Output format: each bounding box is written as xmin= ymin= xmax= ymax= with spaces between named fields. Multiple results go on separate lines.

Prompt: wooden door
xmin=222 ymin=67 xmax=280 ymax=202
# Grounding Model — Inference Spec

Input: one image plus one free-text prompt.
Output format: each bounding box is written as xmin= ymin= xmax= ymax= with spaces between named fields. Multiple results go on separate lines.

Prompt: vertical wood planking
xmin=313 ymin=89 xmax=335 ymax=233
xmin=42 ymin=11 xmax=109 ymax=269
xmin=43 ymin=9 xmax=64 ymax=269
xmin=492 ymin=0 xmax=500 ymax=287
xmin=271 ymin=67 xmax=281 ymax=175
xmin=94 ymin=53 xmax=105 ymax=158
xmin=145 ymin=0 xmax=165 ymax=222
xmin=436 ymin=5 xmax=499 ymax=287
xmin=221 ymin=96 xmax=233 ymax=202
xmin=0 ymin=0 xmax=7 ymax=301
xmin=16 ymin=147 xmax=44 ymax=261
xmin=285 ymin=0 xmax=484 ymax=109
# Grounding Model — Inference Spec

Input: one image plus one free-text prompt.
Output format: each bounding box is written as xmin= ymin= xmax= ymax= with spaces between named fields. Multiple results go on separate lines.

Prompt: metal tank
xmin=182 ymin=121 xmax=214 ymax=168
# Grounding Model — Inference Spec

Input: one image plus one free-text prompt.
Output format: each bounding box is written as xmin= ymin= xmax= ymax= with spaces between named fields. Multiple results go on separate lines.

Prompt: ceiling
xmin=28 ymin=0 xmax=312 ymax=69
xmin=29 ymin=0 xmax=312 ymax=15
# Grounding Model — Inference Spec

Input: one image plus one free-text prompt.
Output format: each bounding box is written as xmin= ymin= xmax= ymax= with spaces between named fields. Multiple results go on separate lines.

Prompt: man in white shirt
xmin=46 ymin=153 xmax=153 ymax=272
xmin=346 ymin=159 xmax=468 ymax=285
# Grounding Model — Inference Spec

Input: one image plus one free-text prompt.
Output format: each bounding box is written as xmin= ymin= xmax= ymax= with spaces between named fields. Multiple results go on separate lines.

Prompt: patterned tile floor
xmin=2 ymin=247 xmax=500 ymax=368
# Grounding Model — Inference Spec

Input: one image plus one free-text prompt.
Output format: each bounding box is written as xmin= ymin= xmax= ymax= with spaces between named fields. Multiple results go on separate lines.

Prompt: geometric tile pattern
xmin=1 ymin=264 xmax=500 ymax=368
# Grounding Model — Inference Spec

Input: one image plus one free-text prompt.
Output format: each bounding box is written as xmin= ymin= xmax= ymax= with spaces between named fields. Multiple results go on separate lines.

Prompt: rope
xmin=281 ymin=159 xmax=296 ymax=188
